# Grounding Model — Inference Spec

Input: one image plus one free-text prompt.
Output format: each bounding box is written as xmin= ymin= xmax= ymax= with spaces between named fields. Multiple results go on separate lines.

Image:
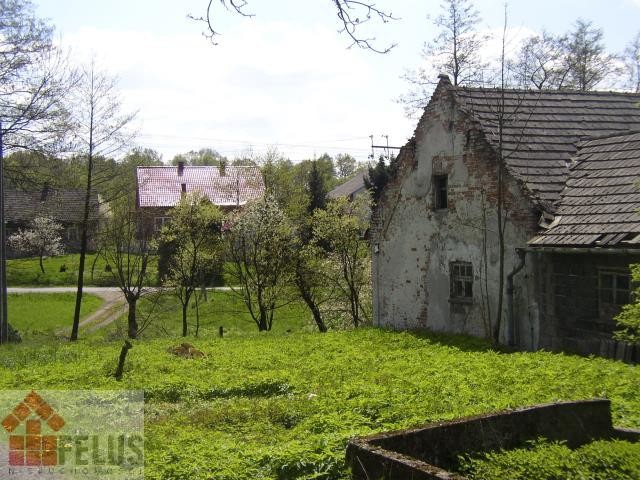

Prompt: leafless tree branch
xmin=191 ymin=0 xmax=397 ymax=52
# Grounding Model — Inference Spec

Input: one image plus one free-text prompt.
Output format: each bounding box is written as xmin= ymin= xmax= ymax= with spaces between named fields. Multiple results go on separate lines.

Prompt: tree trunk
xmin=182 ymin=301 xmax=188 ymax=337
xmin=114 ymin=340 xmax=132 ymax=381
xmin=295 ymin=268 xmax=327 ymax=333
xmin=258 ymin=307 xmax=268 ymax=331
xmin=127 ymin=298 xmax=138 ymax=339
xmin=71 ymin=121 xmax=94 ymax=341
xmin=38 ymin=254 xmax=45 ymax=274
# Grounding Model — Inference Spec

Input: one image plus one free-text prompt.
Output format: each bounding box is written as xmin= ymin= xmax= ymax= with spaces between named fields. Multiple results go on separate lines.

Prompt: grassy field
xmin=8 ymin=292 xmax=104 ymax=339
xmin=7 ymin=253 xmax=160 ymax=287
xmin=0 ymin=326 xmax=638 ymax=479
xmin=95 ymin=289 xmax=313 ymax=340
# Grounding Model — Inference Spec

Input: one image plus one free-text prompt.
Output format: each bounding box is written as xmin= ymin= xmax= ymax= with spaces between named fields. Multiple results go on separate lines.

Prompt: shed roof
xmin=528 ymin=131 xmax=640 ymax=247
xmin=449 ymin=80 xmax=640 ymax=207
xmin=136 ymin=165 xmax=265 ymax=208
xmin=6 ymin=188 xmax=101 ymax=224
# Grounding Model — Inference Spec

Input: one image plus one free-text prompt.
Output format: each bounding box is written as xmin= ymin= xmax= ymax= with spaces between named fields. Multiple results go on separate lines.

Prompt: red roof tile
xmin=136 ymin=165 xmax=265 ymax=208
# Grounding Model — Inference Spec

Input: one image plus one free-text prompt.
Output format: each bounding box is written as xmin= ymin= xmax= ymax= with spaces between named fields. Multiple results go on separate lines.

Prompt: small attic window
xmin=433 ymin=175 xmax=448 ymax=210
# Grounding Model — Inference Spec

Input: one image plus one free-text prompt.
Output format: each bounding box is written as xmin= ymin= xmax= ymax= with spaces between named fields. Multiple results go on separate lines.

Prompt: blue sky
xmin=33 ymin=0 xmax=640 ymax=163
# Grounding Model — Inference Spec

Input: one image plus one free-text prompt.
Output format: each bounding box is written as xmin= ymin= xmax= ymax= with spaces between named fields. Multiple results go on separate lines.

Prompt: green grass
xmin=459 ymin=438 xmax=640 ymax=479
xmin=8 ymin=292 xmax=104 ymax=339
xmin=0 ymin=328 xmax=638 ymax=479
xmin=94 ymin=290 xmax=312 ymax=340
xmin=7 ymin=253 xmax=160 ymax=287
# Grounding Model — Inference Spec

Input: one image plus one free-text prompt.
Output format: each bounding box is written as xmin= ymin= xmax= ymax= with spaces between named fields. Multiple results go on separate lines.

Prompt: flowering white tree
xmin=312 ymin=195 xmax=371 ymax=328
xmin=8 ymin=216 xmax=64 ymax=273
xmin=226 ymin=197 xmax=297 ymax=331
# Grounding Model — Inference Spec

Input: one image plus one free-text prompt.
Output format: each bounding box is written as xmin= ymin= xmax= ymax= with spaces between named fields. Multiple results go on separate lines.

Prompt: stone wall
xmin=346 ymin=399 xmax=640 ymax=480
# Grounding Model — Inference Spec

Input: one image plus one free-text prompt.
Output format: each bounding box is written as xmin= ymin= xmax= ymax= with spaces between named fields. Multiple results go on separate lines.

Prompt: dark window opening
xmin=599 ymin=271 xmax=630 ymax=307
xmin=434 ymin=175 xmax=448 ymax=210
xmin=450 ymin=261 xmax=473 ymax=301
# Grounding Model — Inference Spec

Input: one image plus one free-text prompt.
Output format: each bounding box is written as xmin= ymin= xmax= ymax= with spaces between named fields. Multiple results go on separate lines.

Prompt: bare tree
xmin=98 ymin=200 xmax=152 ymax=339
xmin=193 ymin=0 xmax=397 ymax=53
xmin=68 ymin=62 xmax=137 ymax=341
xmin=399 ymin=0 xmax=488 ymax=115
xmin=0 ymin=0 xmax=75 ymax=156
xmin=508 ymin=31 xmax=566 ymax=89
xmin=623 ymin=31 xmax=640 ymax=93
xmin=558 ymin=19 xmax=619 ymax=91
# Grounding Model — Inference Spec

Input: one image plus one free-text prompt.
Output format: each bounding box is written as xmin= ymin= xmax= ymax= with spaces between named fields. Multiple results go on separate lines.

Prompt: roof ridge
xmin=455 ymin=86 xmax=640 ymax=98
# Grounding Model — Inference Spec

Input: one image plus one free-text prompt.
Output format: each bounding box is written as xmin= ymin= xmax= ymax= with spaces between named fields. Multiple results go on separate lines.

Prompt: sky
xmin=33 ymin=0 xmax=640 ymax=164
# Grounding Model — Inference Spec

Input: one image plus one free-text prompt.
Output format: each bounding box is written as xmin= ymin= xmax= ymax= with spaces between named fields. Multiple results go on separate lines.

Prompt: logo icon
xmin=1 ymin=390 xmax=65 ymax=467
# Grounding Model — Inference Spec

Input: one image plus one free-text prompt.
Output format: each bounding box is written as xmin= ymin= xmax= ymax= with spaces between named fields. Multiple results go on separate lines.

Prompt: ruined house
xmin=136 ymin=162 xmax=264 ymax=235
xmin=372 ymin=75 xmax=640 ymax=359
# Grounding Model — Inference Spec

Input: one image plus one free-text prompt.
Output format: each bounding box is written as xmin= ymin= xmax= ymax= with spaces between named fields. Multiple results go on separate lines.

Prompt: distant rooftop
xmin=136 ymin=165 xmax=265 ymax=208
xmin=328 ymin=170 xmax=368 ymax=199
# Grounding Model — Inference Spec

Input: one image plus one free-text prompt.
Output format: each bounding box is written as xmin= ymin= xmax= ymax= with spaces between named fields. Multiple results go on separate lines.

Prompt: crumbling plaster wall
xmin=373 ymin=86 xmax=540 ymax=345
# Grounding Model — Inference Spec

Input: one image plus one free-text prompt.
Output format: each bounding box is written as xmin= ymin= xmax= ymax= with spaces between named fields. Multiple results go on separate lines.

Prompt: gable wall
xmin=372 ymin=86 xmax=540 ymax=343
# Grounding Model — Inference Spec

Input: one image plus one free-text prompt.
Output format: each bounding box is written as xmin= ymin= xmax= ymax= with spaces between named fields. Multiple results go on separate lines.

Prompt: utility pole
xmin=369 ymin=134 xmax=402 ymax=163
xmin=0 ymin=121 xmax=8 ymax=344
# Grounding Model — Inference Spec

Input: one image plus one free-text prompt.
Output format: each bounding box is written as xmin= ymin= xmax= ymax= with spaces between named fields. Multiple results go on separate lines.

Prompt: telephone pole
xmin=0 ymin=121 xmax=8 ymax=344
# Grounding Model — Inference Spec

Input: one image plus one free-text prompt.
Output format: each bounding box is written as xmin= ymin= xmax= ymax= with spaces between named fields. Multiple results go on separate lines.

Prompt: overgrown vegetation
xmin=614 ymin=264 xmax=640 ymax=345
xmin=458 ymin=438 xmax=640 ymax=480
xmin=0 ymin=328 xmax=637 ymax=479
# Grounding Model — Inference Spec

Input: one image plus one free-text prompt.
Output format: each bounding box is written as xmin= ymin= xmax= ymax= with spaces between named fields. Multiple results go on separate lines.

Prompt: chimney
xmin=177 ymin=161 xmax=185 ymax=176
xmin=181 ymin=183 xmax=187 ymax=195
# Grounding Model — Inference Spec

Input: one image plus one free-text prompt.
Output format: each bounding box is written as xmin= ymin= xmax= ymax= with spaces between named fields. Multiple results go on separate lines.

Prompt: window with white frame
xmin=450 ymin=261 xmax=473 ymax=301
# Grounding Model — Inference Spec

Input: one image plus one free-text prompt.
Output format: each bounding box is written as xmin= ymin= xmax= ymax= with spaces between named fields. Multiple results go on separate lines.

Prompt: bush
xmin=614 ymin=264 xmax=640 ymax=345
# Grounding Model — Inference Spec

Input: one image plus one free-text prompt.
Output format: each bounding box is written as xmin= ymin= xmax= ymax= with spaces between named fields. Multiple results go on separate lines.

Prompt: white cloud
xmin=57 ymin=20 xmax=413 ymax=162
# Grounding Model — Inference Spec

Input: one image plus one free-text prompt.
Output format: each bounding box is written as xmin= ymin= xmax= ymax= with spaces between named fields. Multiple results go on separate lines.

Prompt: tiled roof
xmin=328 ymin=171 xmax=367 ymax=199
xmin=451 ymin=82 xmax=640 ymax=207
xmin=136 ymin=165 xmax=265 ymax=208
xmin=5 ymin=188 xmax=101 ymax=224
xmin=528 ymin=131 xmax=640 ymax=247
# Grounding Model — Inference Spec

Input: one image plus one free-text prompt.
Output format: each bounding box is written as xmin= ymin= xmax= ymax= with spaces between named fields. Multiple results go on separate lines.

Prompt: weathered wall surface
xmin=372 ymin=82 xmax=539 ymax=344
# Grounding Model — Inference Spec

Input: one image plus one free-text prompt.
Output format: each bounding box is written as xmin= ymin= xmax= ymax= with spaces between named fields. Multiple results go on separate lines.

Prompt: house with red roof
xmin=136 ymin=162 xmax=265 ymax=235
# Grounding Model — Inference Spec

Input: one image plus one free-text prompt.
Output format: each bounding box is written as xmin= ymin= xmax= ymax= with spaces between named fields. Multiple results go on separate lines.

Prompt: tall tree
xmin=0 ymin=0 xmax=73 ymax=156
xmin=313 ymin=196 xmax=371 ymax=328
xmin=99 ymin=200 xmax=152 ymax=339
xmin=307 ymin=160 xmax=327 ymax=215
xmin=335 ymin=153 xmax=357 ymax=179
xmin=559 ymin=19 xmax=618 ymax=91
xmin=400 ymin=0 xmax=487 ymax=115
xmin=157 ymin=192 xmax=224 ymax=337
xmin=509 ymin=32 xmax=565 ymax=89
xmin=68 ymin=62 xmax=136 ymax=341
xmin=624 ymin=31 xmax=640 ymax=93
xmin=226 ymin=197 xmax=296 ymax=331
